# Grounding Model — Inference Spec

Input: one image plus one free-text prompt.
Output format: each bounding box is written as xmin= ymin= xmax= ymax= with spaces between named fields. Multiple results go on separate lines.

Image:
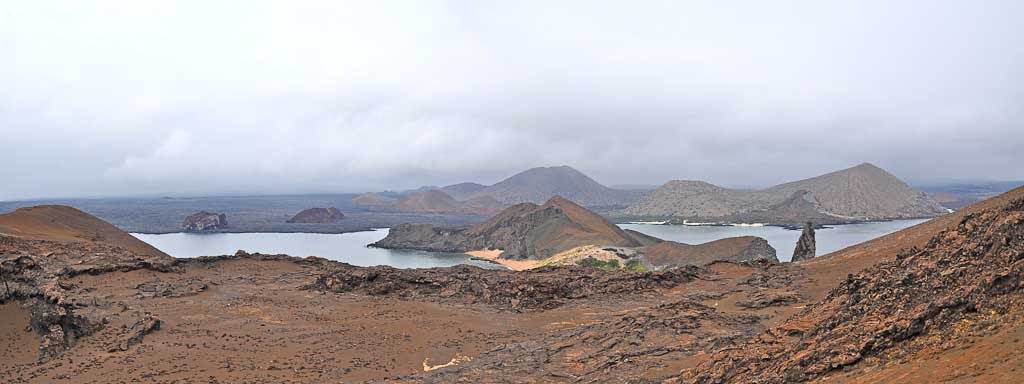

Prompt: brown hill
xmin=374 ymin=196 xmax=648 ymax=259
xmin=462 ymin=166 xmax=639 ymax=207
xmin=286 ymin=207 xmax=344 ymax=223
xmin=0 ymin=205 xmax=167 ymax=259
xmin=625 ymin=162 xmax=946 ymax=223
xmin=388 ymin=190 xmax=462 ymax=213
xmin=460 ymin=195 xmax=505 ymax=216
xmin=438 ymin=182 xmax=486 ymax=200
xmin=351 ymin=192 xmax=396 ymax=207
xmin=383 ymin=190 xmax=505 ymax=216
xmin=642 ymin=236 xmax=777 ymax=268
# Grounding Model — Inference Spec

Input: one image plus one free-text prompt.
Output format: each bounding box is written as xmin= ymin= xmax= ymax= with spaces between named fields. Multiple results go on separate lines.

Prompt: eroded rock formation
xmin=791 ymin=221 xmax=816 ymax=261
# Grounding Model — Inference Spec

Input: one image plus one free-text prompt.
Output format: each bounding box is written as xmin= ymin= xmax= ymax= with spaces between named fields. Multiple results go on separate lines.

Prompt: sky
xmin=2 ymin=1 xmax=1022 ymax=200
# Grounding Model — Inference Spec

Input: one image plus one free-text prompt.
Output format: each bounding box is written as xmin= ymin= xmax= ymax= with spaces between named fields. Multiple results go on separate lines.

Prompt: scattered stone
xmin=135 ymin=277 xmax=207 ymax=298
xmin=736 ymin=290 xmax=801 ymax=309
xmin=397 ymin=298 xmax=764 ymax=382
xmin=309 ymin=264 xmax=701 ymax=312
xmin=113 ymin=313 xmax=161 ymax=352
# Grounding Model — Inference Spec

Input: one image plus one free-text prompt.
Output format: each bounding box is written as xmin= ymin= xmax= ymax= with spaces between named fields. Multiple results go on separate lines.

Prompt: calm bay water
xmin=134 ymin=219 xmax=927 ymax=267
xmin=132 ymin=229 xmax=502 ymax=269
xmin=620 ymin=219 xmax=928 ymax=262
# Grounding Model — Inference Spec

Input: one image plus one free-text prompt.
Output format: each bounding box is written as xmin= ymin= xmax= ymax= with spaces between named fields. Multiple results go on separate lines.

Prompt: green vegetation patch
xmin=624 ymin=258 xmax=646 ymax=272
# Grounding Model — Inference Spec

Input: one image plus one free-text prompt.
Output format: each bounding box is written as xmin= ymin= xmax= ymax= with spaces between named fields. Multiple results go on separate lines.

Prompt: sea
xmin=133 ymin=219 xmax=928 ymax=267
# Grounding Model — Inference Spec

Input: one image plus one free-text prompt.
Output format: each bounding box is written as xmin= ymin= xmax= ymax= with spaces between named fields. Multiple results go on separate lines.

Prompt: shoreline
xmin=464 ymin=249 xmax=538 ymax=271
xmin=129 ymin=227 xmax=380 ymax=235
xmin=131 ymin=216 xmax=934 ymax=236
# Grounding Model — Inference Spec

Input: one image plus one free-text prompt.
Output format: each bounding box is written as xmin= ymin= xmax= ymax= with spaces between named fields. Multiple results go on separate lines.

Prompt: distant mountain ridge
xmin=917 ymin=180 xmax=1024 ymax=210
xmin=355 ymin=189 xmax=505 ymax=216
xmin=440 ymin=166 xmax=642 ymax=207
xmin=439 ymin=182 xmax=487 ymax=199
xmin=625 ymin=163 xmax=947 ymax=222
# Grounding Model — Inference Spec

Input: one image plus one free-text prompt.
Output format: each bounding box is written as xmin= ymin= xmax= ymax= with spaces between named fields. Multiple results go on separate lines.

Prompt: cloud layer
xmin=2 ymin=1 xmax=1022 ymax=200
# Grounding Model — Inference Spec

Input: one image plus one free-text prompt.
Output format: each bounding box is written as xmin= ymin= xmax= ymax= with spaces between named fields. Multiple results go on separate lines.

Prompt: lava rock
xmin=309 ymin=264 xmax=702 ymax=312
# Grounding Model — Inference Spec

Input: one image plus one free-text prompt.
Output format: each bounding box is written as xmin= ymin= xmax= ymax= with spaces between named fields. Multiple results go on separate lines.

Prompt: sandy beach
xmin=464 ymin=249 xmax=538 ymax=271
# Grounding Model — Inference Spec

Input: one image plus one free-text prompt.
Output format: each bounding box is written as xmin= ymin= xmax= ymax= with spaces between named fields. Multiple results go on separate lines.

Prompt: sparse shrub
xmin=624 ymin=258 xmax=645 ymax=272
xmin=576 ymin=257 xmax=622 ymax=270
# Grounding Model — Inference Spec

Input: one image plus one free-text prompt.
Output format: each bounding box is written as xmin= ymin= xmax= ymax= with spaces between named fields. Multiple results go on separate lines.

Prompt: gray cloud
xmin=2 ymin=1 xmax=1023 ymax=200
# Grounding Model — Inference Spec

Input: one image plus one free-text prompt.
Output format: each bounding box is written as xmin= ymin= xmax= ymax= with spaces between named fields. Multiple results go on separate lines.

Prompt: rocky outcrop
xmin=373 ymin=196 xmax=647 ymax=260
xmin=681 ymin=193 xmax=1024 ymax=383
xmin=286 ymin=207 xmax=344 ymax=223
xmin=641 ymin=236 xmax=778 ymax=268
xmin=182 ymin=211 xmax=227 ymax=231
xmin=112 ymin=313 xmax=161 ymax=352
xmin=791 ymin=221 xmax=816 ymax=261
xmin=625 ymin=163 xmax=947 ymax=223
xmin=308 ymin=263 xmax=701 ymax=312
xmin=372 ymin=223 xmax=470 ymax=253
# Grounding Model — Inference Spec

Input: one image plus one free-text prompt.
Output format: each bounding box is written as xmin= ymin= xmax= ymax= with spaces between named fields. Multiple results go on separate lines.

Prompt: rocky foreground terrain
xmin=1 ymin=187 xmax=1022 ymax=383
xmin=625 ymin=163 xmax=948 ymax=224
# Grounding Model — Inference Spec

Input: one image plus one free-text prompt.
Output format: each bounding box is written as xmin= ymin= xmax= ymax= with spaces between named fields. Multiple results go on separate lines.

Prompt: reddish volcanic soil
xmin=2 ymin=188 xmax=1023 ymax=383
xmin=1 ymin=257 xmax=547 ymax=383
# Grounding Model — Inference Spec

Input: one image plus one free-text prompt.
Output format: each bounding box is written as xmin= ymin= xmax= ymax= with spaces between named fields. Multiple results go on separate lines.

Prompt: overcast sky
xmin=2 ymin=1 xmax=1022 ymax=200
